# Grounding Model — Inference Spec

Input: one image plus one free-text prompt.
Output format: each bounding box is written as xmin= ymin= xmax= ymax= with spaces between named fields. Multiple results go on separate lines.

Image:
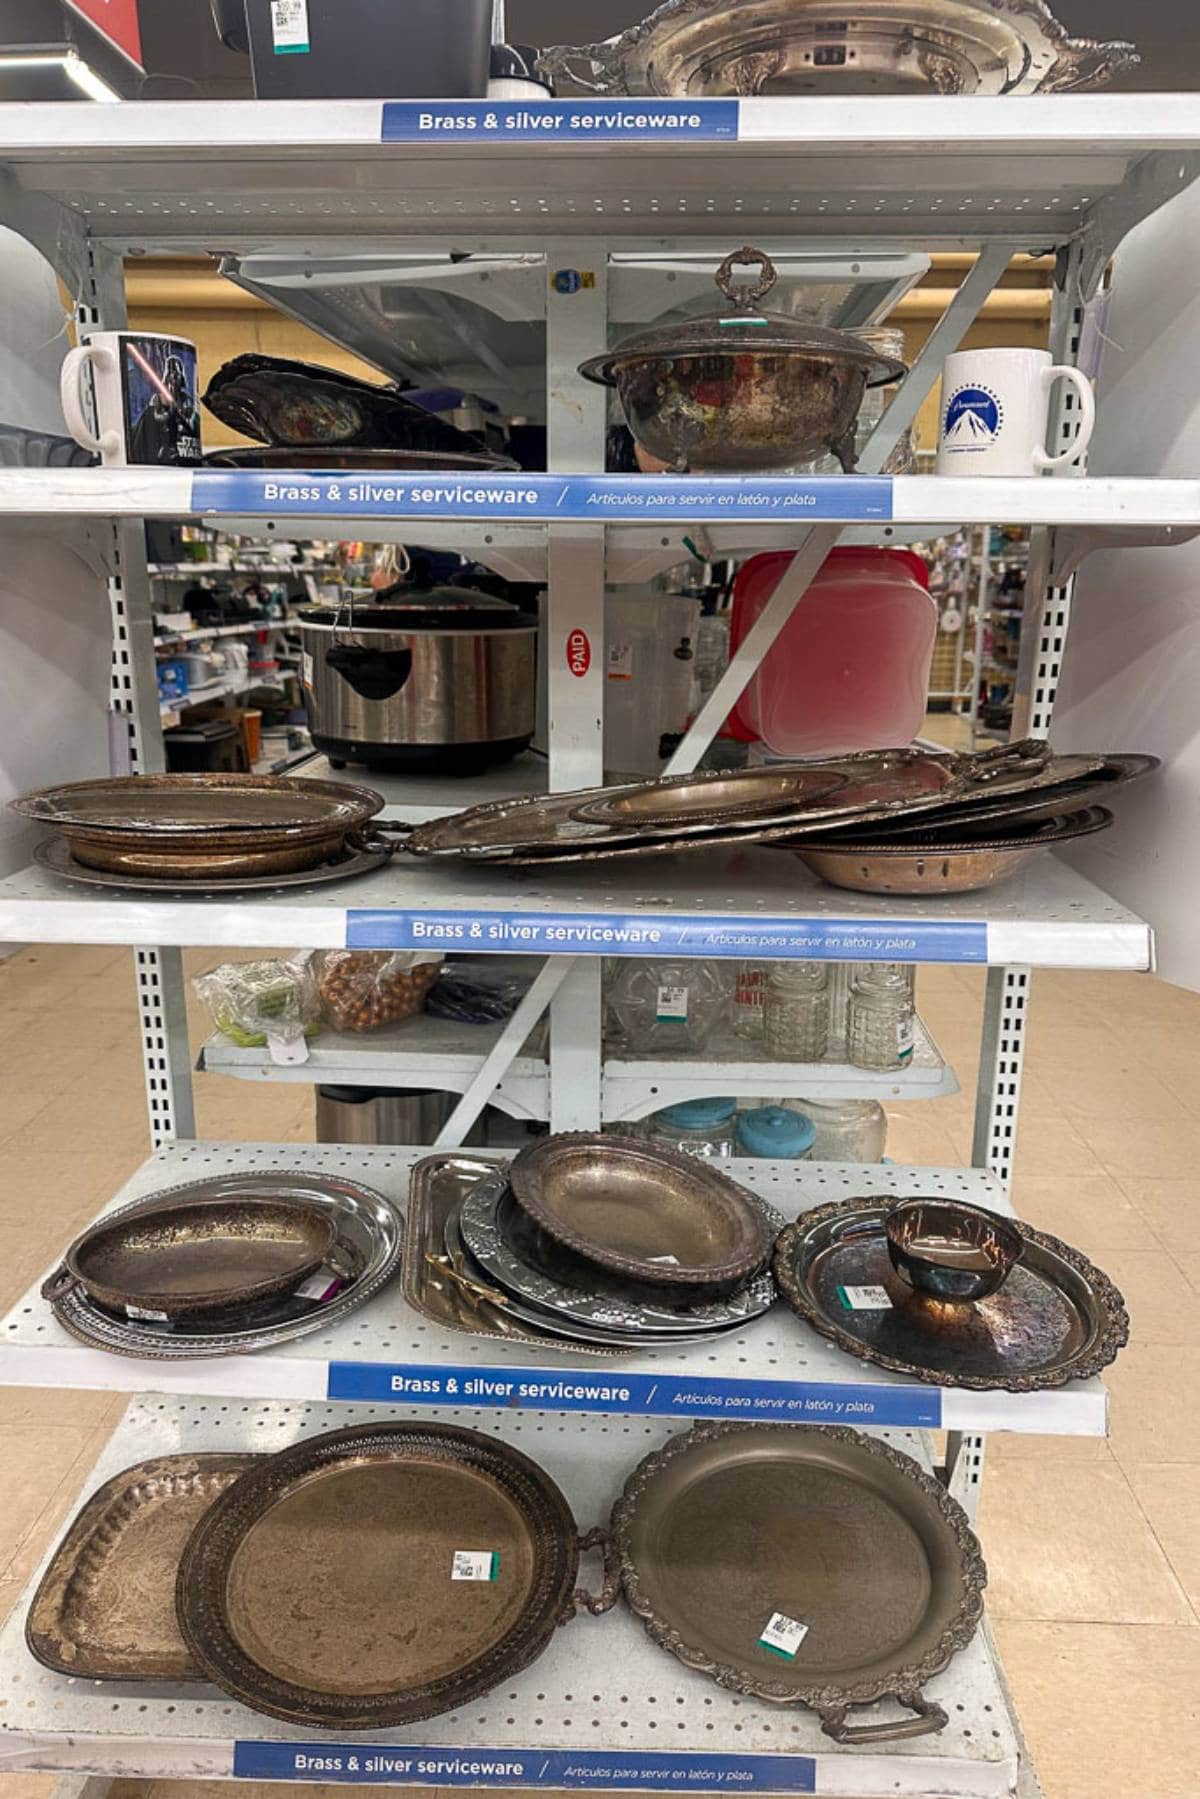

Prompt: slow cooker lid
xmin=300 ymin=580 xmax=534 ymax=634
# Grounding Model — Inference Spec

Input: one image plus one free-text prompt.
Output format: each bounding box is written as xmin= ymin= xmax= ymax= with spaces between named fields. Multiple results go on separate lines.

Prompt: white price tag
xmin=271 ymin=0 xmax=310 ymax=53
xmin=125 ymin=1304 xmax=170 ymax=1323
xmin=656 ymin=983 xmax=688 ymax=1023
xmin=838 ymin=1284 xmax=894 ymax=1312
xmin=452 ymin=1550 xmax=500 ymax=1582
xmin=295 ymin=1267 xmax=344 ymax=1304
xmin=897 ymin=1018 xmax=916 ymax=1064
xmin=607 ymin=641 xmax=634 ymax=681
xmin=758 ymin=1612 xmax=809 ymax=1659
xmin=268 ymin=1030 xmax=310 ymax=1067
xmin=301 ymin=650 xmax=315 ymax=690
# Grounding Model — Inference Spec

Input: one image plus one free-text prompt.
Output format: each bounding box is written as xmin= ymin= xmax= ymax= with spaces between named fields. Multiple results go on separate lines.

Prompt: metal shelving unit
xmin=0 ymin=88 xmax=1197 ymax=1798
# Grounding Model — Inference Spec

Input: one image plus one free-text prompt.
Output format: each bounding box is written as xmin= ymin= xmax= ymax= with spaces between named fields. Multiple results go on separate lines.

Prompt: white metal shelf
xmin=199 ymin=1013 xmax=954 ymax=1117
xmin=0 ymin=846 xmax=1152 ymax=968
xmin=0 ymin=95 xmax=1196 ymax=250
xmin=0 ymin=1391 xmax=1022 ymax=1796
xmin=0 ymin=1142 xmax=1106 ymax=1437
xmin=154 ymin=620 xmax=284 ymax=647
xmin=299 ymin=750 xmax=549 ymax=824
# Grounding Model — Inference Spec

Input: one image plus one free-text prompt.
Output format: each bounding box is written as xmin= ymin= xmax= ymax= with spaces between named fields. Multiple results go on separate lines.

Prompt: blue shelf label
xmin=326 ymin=1362 xmax=942 ymax=1429
xmin=190 ymin=470 xmax=893 ymax=525
xmin=382 ymin=99 xmax=740 ymax=144
xmin=235 ymin=1744 xmax=814 ymax=1790
xmin=345 ymin=910 xmax=988 ymax=966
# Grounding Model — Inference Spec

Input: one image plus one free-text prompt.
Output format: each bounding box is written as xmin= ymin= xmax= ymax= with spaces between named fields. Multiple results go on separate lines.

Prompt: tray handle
xmin=817 ymin=1690 xmax=948 ymax=1745
xmin=41 ymin=1265 xmax=77 ymax=1303
xmin=346 ymin=821 xmax=416 ymax=858
xmin=571 ymin=1528 xmax=622 ymax=1618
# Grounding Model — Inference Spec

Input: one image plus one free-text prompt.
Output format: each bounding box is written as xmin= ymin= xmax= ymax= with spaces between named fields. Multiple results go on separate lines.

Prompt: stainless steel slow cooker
xmin=298 ymin=585 xmax=538 ymax=774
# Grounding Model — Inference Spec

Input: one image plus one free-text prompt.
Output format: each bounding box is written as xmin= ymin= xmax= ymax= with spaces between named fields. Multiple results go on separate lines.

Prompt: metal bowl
xmin=507 ymin=1133 xmax=773 ymax=1299
xmin=790 ymin=805 xmax=1114 ymax=895
xmin=885 ymin=1199 xmax=1024 ymax=1304
xmin=579 ymin=247 xmax=905 ymax=473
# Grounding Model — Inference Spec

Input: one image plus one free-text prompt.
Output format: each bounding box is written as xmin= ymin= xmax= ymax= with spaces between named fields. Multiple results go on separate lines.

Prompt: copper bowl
xmin=885 ymin=1199 xmax=1024 ymax=1304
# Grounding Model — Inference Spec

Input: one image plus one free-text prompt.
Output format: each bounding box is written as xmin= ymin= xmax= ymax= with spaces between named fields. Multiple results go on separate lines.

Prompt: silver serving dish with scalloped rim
xmin=541 ymin=0 xmax=1136 ymax=98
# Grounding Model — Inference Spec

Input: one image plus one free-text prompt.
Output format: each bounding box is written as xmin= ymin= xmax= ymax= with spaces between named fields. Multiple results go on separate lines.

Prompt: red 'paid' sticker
xmin=566 ymin=630 xmax=591 ymax=677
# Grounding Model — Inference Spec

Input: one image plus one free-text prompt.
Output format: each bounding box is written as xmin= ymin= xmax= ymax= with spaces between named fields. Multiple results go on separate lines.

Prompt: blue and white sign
xmin=382 ymin=99 xmax=740 ymax=144
xmin=326 ymin=1361 xmax=943 ymax=1429
xmin=345 ymin=909 xmax=988 ymax=966
xmin=190 ymin=470 xmax=893 ymax=525
xmin=234 ymin=1743 xmax=815 ymax=1791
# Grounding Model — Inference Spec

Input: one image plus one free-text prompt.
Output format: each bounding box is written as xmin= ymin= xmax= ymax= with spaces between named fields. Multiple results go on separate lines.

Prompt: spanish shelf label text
xmin=234 ymin=1743 xmax=816 ymax=1790
xmin=381 ymin=100 xmax=741 ymax=143
xmin=325 ymin=1362 xmax=943 ymax=1428
xmin=344 ymin=910 xmax=989 ymax=966
xmin=190 ymin=470 xmax=894 ymax=524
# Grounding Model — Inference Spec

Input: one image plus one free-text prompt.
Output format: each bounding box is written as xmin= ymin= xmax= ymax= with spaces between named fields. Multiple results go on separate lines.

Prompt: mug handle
xmin=60 ymin=344 xmax=122 ymax=461
xmin=1035 ymin=365 xmax=1096 ymax=470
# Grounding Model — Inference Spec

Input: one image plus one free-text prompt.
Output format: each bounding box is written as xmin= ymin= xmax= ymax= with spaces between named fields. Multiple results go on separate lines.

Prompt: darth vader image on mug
xmin=60 ymin=332 xmax=202 ymax=468
xmin=936 ymin=347 xmax=1095 ymax=477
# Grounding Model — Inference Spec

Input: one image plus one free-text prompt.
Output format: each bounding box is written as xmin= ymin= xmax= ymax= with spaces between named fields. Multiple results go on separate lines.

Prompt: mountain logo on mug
xmin=942 ymin=384 xmax=1004 ymax=450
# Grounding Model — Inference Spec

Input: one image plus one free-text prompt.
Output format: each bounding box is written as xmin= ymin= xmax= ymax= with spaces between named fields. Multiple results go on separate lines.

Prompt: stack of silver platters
xmin=405 ymin=743 xmax=1157 ymax=894
xmin=407 ymin=1137 xmax=781 ymax=1351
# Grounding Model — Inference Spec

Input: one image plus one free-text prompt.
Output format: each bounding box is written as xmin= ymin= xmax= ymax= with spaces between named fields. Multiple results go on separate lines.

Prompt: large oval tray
xmin=26 ymin=1453 xmax=260 ymax=1680
xmin=508 ymin=1133 xmax=773 ymax=1299
xmin=459 ymin=1170 xmax=778 ymax=1336
xmin=45 ymin=1189 xmax=340 ymax=1320
xmin=12 ymin=773 xmax=383 ymax=838
xmin=44 ymin=1172 xmax=403 ymax=1360
xmin=773 ymin=1197 xmax=1129 ymax=1391
xmin=177 ymin=1421 xmax=610 ymax=1729
xmin=613 ymin=1420 xmax=986 ymax=1744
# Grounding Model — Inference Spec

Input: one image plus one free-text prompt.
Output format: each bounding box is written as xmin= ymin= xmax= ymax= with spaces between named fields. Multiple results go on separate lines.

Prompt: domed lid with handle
xmin=299 ymin=580 xmax=533 ymax=634
xmin=736 ymin=1105 xmax=816 ymax=1159
xmin=579 ymin=247 xmax=908 ymax=387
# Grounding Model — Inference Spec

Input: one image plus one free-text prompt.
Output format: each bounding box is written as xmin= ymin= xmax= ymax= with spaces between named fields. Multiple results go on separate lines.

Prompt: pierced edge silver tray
xmin=459 ymin=1169 xmax=781 ymax=1336
xmin=45 ymin=1173 xmax=403 ymax=1360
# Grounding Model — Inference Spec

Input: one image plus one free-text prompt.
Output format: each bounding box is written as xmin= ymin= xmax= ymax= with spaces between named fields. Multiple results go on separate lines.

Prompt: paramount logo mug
xmin=936 ymin=347 xmax=1096 ymax=477
xmin=60 ymin=332 xmax=202 ymax=468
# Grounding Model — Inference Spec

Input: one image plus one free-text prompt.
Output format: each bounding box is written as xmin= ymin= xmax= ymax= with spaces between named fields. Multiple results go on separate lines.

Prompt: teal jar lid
xmin=736 ymin=1106 xmax=816 ymax=1159
xmin=656 ymin=1096 xmax=737 ymax=1130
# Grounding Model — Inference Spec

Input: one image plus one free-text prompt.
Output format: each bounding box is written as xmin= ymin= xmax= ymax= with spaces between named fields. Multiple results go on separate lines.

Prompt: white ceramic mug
xmin=60 ymin=331 xmax=202 ymax=467
xmin=936 ymin=347 xmax=1096 ymax=477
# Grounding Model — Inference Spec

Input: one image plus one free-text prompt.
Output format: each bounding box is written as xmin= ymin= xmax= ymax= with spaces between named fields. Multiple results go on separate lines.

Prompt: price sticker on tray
xmin=452 ymin=1550 xmax=500 ymax=1582
xmin=656 ymin=984 xmax=689 ymax=1024
xmin=758 ymin=1611 xmax=809 ymax=1660
xmin=270 ymin=0 xmax=310 ymax=54
xmin=837 ymin=1284 xmax=894 ymax=1311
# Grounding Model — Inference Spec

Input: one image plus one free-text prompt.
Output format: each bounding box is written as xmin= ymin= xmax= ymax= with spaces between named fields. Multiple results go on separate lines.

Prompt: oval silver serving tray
xmin=34 ymin=833 xmax=392 ymax=894
xmin=44 ymin=1173 xmax=403 ymax=1360
xmin=459 ymin=1171 xmax=779 ymax=1335
xmin=541 ymin=0 xmax=1136 ymax=99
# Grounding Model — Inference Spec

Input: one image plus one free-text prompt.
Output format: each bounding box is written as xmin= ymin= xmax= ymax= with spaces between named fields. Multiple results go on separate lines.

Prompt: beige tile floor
xmin=0 ymin=945 xmax=1198 ymax=1799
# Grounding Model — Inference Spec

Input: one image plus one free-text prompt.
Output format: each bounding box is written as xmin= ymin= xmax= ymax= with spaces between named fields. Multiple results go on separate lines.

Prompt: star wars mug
xmin=60 ymin=331 xmax=202 ymax=467
xmin=936 ymin=347 xmax=1096 ymax=477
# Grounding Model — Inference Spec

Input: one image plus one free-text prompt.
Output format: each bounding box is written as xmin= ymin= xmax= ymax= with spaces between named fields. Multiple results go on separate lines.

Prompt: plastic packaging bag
xmin=425 ymin=960 xmax=533 ymax=1025
xmin=315 ymin=949 xmax=443 ymax=1033
xmin=193 ymin=955 xmax=320 ymax=1063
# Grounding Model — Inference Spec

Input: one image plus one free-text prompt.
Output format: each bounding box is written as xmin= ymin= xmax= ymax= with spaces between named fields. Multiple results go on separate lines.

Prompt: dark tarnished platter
xmin=44 ymin=1190 xmax=341 ymax=1320
xmin=43 ymin=1173 xmax=403 ymax=1360
xmin=458 ymin=1168 xmax=778 ymax=1337
xmin=508 ymin=1133 xmax=773 ymax=1299
xmin=572 ymin=763 xmax=852 ymax=829
xmin=12 ymin=773 xmax=384 ymax=836
xmin=205 ymin=445 xmax=518 ymax=473
xmin=613 ymin=1420 xmax=986 ymax=1744
xmin=26 ymin=1454 xmax=259 ymax=1680
xmin=790 ymin=805 xmax=1114 ymax=896
xmin=773 ymin=1197 xmax=1129 ymax=1391
xmin=33 ymin=833 xmax=392 ymax=895
xmin=176 ymin=1421 xmax=618 ymax=1729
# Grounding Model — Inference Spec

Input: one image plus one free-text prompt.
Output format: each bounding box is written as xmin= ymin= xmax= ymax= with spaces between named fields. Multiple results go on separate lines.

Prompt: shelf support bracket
xmin=433 ymin=958 xmax=569 ymax=1150
xmin=972 ymin=965 xmax=1031 ymax=1192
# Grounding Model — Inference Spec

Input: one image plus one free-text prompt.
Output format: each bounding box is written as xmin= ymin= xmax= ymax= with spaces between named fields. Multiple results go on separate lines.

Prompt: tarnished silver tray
xmin=44 ymin=1173 xmax=403 ymax=1360
xmin=541 ymin=0 xmax=1136 ymax=98
xmin=460 ymin=1170 xmax=779 ymax=1336
xmin=613 ymin=1420 xmax=987 ymax=1744
xmin=34 ymin=833 xmax=393 ymax=894
xmin=772 ymin=1196 xmax=1129 ymax=1390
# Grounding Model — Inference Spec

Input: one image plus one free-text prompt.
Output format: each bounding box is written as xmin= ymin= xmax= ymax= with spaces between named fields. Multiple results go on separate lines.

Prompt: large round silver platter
xmin=33 ymin=834 xmax=392 ymax=895
xmin=459 ymin=1171 xmax=779 ymax=1335
xmin=45 ymin=1173 xmax=403 ymax=1360
xmin=540 ymin=0 xmax=1136 ymax=98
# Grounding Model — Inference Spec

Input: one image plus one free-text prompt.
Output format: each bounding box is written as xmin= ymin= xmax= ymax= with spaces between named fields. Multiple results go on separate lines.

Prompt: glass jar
xmin=732 ymin=962 xmax=769 ymax=1041
xmin=645 ymin=1096 xmax=737 ymax=1159
xmin=763 ymin=962 xmax=830 ymax=1061
xmin=605 ymin=958 xmax=730 ymax=1055
xmin=735 ymin=1105 xmax=815 ymax=1160
xmin=856 ymin=326 xmax=917 ymax=474
xmin=790 ymin=1097 xmax=887 ymax=1162
xmin=847 ymin=964 xmax=916 ymax=1070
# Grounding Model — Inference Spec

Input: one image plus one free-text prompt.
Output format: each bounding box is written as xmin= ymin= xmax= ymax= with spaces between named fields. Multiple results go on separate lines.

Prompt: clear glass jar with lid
xmin=763 ymin=961 xmax=830 ymax=1061
xmin=732 ymin=961 xmax=769 ymax=1041
xmin=789 ymin=1097 xmax=887 ymax=1162
xmin=847 ymin=964 xmax=916 ymax=1070
xmin=735 ymin=1105 xmax=815 ymax=1160
xmin=644 ymin=1096 xmax=737 ymax=1159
